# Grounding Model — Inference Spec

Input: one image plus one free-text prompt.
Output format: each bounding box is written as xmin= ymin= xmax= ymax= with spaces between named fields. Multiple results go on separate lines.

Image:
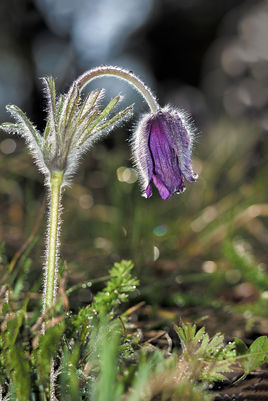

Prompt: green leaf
xmin=43 ymin=119 xmax=51 ymax=140
xmin=0 ymin=122 xmax=21 ymax=133
xmin=59 ymin=83 xmax=80 ymax=135
xmin=56 ymin=94 xmax=65 ymax=121
xmin=6 ymin=104 xmax=42 ymax=147
xmin=94 ymin=321 xmax=123 ymax=401
xmin=175 ymin=322 xmax=236 ymax=382
xmin=43 ymin=76 xmax=57 ymax=131
xmin=126 ymin=358 xmax=152 ymax=401
xmin=71 ymin=260 xmax=138 ymax=343
xmin=60 ymin=345 xmax=80 ymax=401
xmin=92 ymin=260 xmax=139 ymax=317
xmin=64 ymin=84 xmax=81 ymax=131
xmin=34 ymin=321 xmax=65 ymax=387
xmin=6 ymin=300 xmax=29 ymax=345
xmin=73 ymin=109 xmax=99 ymax=143
xmin=242 ymin=336 xmax=268 ymax=373
xmin=95 ymin=105 xmax=133 ymax=132
xmin=7 ymin=343 xmax=31 ymax=401
xmin=13 ymin=258 xmax=31 ymax=299
xmin=77 ymin=88 xmax=104 ymax=120
xmin=234 ymin=337 xmax=248 ymax=356
xmin=78 ymin=95 xmax=122 ymax=145
xmin=1 ymin=300 xmax=31 ymax=400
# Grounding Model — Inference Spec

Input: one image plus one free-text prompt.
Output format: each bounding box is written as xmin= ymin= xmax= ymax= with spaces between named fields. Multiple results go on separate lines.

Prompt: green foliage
xmin=71 ymin=260 xmax=139 ymax=342
xmin=223 ymin=240 xmax=268 ymax=292
xmin=92 ymin=321 xmax=123 ymax=401
xmin=1 ymin=253 xmax=234 ymax=401
xmin=169 ymin=382 xmax=213 ymax=401
xmin=6 ymin=343 xmax=31 ymax=401
xmin=60 ymin=345 xmax=81 ymax=401
xmin=92 ymin=260 xmax=139 ymax=316
xmin=235 ymin=336 xmax=268 ymax=374
xmin=0 ymin=300 xmax=31 ymax=401
xmin=1 ymin=255 xmax=268 ymax=400
xmin=122 ymin=339 xmax=213 ymax=401
xmin=33 ymin=321 xmax=65 ymax=390
xmin=175 ymin=322 xmax=236 ymax=381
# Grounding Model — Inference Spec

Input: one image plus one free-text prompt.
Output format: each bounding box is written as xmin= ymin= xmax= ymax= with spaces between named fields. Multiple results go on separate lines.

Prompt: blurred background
xmin=0 ymin=0 xmax=268 ymax=336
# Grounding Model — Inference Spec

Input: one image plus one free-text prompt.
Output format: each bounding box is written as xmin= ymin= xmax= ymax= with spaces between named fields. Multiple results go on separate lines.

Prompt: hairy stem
xmin=76 ymin=66 xmax=160 ymax=114
xmin=50 ymin=359 xmax=56 ymax=401
xmin=43 ymin=170 xmax=64 ymax=314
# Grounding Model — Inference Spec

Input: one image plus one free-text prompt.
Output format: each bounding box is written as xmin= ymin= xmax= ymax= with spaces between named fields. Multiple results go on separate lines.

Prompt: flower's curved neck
xmin=75 ymin=66 xmax=160 ymax=114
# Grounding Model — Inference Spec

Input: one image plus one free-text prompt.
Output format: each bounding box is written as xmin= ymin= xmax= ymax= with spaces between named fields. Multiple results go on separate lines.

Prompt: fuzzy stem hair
xmin=75 ymin=66 xmax=160 ymax=114
xmin=43 ymin=170 xmax=64 ymax=314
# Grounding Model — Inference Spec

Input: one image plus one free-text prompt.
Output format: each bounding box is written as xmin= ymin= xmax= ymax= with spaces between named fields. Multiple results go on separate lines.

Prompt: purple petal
xmin=145 ymin=183 xmax=152 ymax=198
xmin=148 ymin=116 xmax=185 ymax=197
xmin=152 ymin=175 xmax=171 ymax=200
xmin=162 ymin=109 xmax=198 ymax=183
xmin=133 ymin=115 xmax=154 ymax=192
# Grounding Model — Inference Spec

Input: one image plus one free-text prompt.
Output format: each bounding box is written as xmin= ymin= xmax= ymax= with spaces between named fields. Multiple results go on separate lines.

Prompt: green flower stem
xmin=76 ymin=66 xmax=160 ymax=114
xmin=43 ymin=170 xmax=64 ymax=314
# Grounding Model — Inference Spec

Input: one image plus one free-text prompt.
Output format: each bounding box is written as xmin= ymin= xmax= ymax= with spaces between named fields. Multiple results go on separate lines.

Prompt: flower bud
xmin=133 ymin=106 xmax=198 ymax=200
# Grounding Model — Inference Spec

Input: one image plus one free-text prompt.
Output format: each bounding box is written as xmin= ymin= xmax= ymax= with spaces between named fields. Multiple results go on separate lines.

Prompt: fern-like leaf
xmin=78 ymin=95 xmax=122 ymax=145
xmin=43 ymin=76 xmax=57 ymax=135
xmin=96 ymin=104 xmax=133 ymax=132
xmin=175 ymin=322 xmax=236 ymax=382
xmin=5 ymin=105 xmax=43 ymax=147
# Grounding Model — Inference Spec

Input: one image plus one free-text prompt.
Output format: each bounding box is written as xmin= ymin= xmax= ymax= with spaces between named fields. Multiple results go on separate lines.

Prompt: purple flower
xmin=133 ymin=107 xmax=198 ymax=200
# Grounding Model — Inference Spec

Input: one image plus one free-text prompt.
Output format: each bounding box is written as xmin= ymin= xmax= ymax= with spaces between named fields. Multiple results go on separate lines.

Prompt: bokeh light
xmin=116 ymin=166 xmax=138 ymax=184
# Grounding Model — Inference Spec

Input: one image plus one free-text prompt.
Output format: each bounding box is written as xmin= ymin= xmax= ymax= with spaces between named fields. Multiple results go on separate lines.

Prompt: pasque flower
xmin=0 ymin=66 xmax=198 ymax=397
xmin=0 ymin=65 xmax=198 ymax=319
xmin=133 ymin=106 xmax=198 ymax=200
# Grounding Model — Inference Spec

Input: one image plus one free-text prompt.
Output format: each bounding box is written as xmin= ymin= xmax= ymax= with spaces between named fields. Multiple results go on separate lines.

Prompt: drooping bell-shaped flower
xmin=133 ymin=106 xmax=198 ymax=200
